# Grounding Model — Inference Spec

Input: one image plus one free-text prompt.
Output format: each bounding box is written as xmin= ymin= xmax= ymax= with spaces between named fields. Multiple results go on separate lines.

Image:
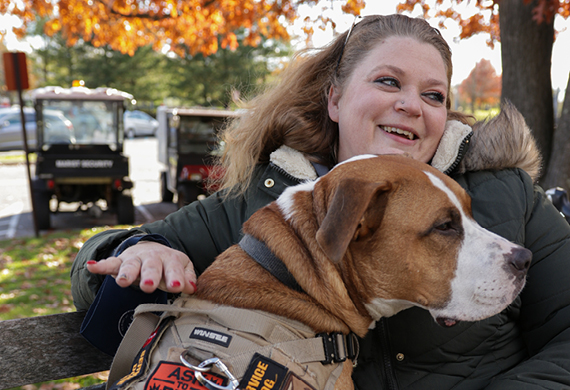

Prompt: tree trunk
xmin=499 ymin=0 xmax=555 ymax=182
xmin=543 ymin=73 xmax=570 ymax=189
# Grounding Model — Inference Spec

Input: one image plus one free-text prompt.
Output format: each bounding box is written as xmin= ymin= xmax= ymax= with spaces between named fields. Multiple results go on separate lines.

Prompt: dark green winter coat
xmin=71 ymin=110 xmax=570 ymax=389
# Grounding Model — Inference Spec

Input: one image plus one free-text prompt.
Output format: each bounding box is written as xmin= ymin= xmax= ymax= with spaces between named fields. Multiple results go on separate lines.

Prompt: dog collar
xmin=238 ymin=234 xmax=359 ymax=366
xmin=238 ymin=234 xmax=306 ymax=294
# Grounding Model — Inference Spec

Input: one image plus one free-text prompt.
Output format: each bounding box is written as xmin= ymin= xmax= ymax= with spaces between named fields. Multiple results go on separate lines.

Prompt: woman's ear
xmin=328 ymin=85 xmax=340 ymax=123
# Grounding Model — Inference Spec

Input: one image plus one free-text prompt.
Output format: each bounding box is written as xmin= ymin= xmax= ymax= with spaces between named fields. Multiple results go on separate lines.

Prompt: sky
xmin=2 ymin=0 xmax=569 ymax=94
xmin=292 ymin=0 xmax=570 ymax=95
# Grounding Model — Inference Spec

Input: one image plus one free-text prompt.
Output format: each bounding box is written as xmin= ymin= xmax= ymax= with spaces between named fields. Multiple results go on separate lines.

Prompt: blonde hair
xmin=216 ymin=14 xmax=469 ymax=196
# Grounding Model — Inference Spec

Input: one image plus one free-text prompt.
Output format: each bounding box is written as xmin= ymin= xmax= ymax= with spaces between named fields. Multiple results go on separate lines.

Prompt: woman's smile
xmin=380 ymin=125 xmax=418 ymax=141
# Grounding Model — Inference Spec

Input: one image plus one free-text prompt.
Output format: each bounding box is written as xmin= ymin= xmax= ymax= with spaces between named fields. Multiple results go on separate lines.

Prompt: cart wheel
xmin=160 ymin=172 xmax=174 ymax=203
xmin=177 ymin=184 xmax=200 ymax=208
xmin=34 ymin=191 xmax=52 ymax=230
xmin=116 ymin=194 xmax=135 ymax=225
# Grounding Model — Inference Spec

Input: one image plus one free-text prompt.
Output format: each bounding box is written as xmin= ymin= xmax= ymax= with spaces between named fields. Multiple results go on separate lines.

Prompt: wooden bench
xmin=0 ymin=311 xmax=113 ymax=390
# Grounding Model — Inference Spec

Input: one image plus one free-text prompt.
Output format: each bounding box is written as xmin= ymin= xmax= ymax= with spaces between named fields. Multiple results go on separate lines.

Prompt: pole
xmin=11 ymin=53 xmax=40 ymax=237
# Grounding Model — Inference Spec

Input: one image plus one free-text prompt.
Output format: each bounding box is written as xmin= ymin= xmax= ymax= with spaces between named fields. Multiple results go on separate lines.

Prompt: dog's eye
xmin=436 ymin=222 xmax=453 ymax=231
xmin=433 ymin=220 xmax=463 ymax=237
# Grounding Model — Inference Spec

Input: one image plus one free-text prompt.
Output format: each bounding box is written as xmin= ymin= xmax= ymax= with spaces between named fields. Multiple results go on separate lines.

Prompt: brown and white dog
xmin=192 ymin=154 xmax=531 ymax=389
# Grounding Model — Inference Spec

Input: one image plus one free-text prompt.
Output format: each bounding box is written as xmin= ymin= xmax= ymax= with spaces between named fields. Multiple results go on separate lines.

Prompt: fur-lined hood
xmin=270 ymin=102 xmax=542 ymax=182
xmin=435 ymin=101 xmax=542 ymax=182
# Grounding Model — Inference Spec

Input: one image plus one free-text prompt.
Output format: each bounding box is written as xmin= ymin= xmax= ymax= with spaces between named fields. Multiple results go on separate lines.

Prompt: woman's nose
xmin=395 ymin=94 xmax=422 ymax=116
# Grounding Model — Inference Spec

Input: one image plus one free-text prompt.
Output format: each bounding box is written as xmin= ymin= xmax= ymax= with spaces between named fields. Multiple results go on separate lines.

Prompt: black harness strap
xmin=238 ymin=233 xmax=360 ymax=365
xmin=238 ymin=234 xmax=305 ymax=294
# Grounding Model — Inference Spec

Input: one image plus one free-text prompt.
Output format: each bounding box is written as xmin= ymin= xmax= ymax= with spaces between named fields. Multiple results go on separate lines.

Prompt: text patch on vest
xmin=145 ymin=361 xmax=227 ymax=390
xmin=189 ymin=327 xmax=232 ymax=348
xmin=239 ymin=353 xmax=288 ymax=390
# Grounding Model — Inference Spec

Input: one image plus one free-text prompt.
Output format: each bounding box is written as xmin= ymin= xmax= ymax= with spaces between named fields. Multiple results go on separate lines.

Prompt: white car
xmin=124 ymin=110 xmax=159 ymax=138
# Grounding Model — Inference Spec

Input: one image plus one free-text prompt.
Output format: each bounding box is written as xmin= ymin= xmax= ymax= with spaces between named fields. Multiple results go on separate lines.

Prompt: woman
xmin=71 ymin=14 xmax=570 ymax=389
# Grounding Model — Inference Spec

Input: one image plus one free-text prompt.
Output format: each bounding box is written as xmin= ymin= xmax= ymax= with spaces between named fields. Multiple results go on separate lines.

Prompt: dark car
xmin=0 ymin=108 xmax=75 ymax=151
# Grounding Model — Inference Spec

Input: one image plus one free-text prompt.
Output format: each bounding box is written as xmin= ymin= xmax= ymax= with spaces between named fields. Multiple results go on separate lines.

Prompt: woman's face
xmin=328 ymin=36 xmax=449 ymax=163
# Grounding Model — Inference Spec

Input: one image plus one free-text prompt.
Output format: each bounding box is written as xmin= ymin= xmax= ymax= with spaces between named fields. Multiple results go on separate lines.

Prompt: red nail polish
xmin=87 ymin=260 xmax=97 ymax=265
xmin=172 ymin=281 xmax=181 ymax=288
xmin=190 ymin=281 xmax=197 ymax=292
xmin=143 ymin=279 xmax=154 ymax=286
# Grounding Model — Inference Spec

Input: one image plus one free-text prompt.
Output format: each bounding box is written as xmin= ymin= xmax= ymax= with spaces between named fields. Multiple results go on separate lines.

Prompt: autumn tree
xmin=458 ymin=59 xmax=501 ymax=112
xmin=26 ymin=31 xmax=289 ymax=108
xmin=0 ymin=0 xmax=364 ymax=57
xmin=161 ymin=36 xmax=291 ymax=107
xmin=397 ymin=0 xmax=570 ymax=188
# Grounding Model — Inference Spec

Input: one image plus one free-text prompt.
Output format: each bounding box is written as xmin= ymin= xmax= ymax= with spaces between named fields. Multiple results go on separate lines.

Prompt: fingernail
xmin=143 ymin=279 xmax=154 ymax=286
xmin=189 ymin=281 xmax=197 ymax=292
xmin=118 ymin=274 xmax=128 ymax=281
xmin=171 ymin=280 xmax=181 ymax=288
xmin=87 ymin=260 xmax=97 ymax=265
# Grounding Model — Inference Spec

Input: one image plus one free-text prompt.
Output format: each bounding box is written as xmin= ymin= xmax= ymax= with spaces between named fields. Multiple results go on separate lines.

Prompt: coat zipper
xmin=269 ymin=162 xmax=304 ymax=183
xmin=379 ymin=318 xmax=399 ymax=390
xmin=443 ymin=131 xmax=473 ymax=176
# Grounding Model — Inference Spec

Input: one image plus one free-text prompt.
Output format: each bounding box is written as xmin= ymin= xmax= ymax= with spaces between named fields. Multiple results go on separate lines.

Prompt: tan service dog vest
xmin=107 ymin=296 xmax=356 ymax=390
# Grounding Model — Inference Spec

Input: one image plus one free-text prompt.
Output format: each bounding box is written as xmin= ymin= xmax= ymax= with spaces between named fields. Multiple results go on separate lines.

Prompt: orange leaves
xmin=396 ymin=0 xmax=420 ymax=13
xmin=458 ymin=58 xmax=501 ymax=109
xmin=394 ymin=0 xmax=570 ymax=47
xmin=395 ymin=0 xmax=499 ymax=44
xmin=458 ymin=13 xmax=490 ymax=39
xmin=530 ymin=0 xmax=560 ymax=24
xmin=341 ymin=0 xmax=366 ymax=14
xmin=0 ymin=0 xmax=362 ymax=56
xmin=221 ymin=31 xmax=239 ymax=51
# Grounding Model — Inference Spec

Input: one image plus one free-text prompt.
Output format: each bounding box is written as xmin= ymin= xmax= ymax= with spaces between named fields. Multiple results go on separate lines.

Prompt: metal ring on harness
xmin=180 ymin=354 xmax=239 ymax=390
xmin=179 ymin=351 xmax=211 ymax=372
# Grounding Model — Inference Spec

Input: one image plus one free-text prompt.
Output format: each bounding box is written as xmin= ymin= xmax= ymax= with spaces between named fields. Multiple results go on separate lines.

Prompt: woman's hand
xmin=86 ymin=241 xmax=197 ymax=294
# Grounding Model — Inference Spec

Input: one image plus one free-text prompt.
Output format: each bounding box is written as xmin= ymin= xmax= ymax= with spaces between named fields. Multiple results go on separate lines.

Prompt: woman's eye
xmin=375 ymin=77 xmax=400 ymax=88
xmin=424 ymin=91 xmax=446 ymax=104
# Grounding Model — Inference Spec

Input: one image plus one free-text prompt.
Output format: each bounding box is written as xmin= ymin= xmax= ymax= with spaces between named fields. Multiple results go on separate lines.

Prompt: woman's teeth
xmin=383 ymin=126 xmax=415 ymax=140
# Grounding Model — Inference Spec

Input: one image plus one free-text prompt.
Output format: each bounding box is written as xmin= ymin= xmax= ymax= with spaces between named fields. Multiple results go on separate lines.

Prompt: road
xmin=0 ymin=138 xmax=177 ymax=239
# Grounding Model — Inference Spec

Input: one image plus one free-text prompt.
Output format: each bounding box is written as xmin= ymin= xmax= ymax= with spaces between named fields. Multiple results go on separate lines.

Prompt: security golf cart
xmin=31 ymin=86 xmax=135 ymax=229
xmin=157 ymin=106 xmax=238 ymax=207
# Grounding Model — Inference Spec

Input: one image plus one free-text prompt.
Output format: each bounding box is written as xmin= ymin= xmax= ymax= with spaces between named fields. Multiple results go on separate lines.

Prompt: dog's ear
xmin=316 ymin=179 xmax=393 ymax=263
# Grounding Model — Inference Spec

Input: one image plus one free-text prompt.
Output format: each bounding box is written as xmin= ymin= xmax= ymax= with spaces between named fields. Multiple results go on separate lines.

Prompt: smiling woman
xmin=71 ymin=13 xmax=570 ymax=390
xmin=328 ymin=36 xmax=449 ymax=163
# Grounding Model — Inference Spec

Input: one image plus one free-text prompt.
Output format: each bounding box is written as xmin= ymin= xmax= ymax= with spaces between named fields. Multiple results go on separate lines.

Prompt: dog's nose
xmin=507 ymin=247 xmax=532 ymax=277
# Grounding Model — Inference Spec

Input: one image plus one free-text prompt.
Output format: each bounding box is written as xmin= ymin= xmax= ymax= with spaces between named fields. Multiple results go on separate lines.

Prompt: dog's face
xmin=277 ymin=154 xmax=530 ymax=327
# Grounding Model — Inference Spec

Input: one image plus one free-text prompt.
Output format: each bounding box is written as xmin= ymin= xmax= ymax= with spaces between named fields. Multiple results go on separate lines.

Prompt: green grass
xmin=0 ymin=226 xmax=121 ymax=389
xmin=0 ymin=152 xmax=36 ymax=165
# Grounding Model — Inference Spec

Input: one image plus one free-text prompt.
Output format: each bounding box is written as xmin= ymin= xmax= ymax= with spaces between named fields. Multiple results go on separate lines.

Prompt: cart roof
xmin=32 ymin=86 xmax=133 ymax=101
xmin=170 ymin=107 xmax=240 ymax=118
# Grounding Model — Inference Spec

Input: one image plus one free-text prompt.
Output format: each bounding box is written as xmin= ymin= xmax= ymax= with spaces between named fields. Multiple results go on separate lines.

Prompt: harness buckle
xmin=318 ymin=332 xmax=359 ymax=365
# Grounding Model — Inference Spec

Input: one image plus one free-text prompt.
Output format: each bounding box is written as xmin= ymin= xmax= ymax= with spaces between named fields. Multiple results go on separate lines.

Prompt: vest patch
xmin=110 ymin=318 xmax=173 ymax=390
xmin=239 ymin=353 xmax=288 ymax=390
xmin=144 ymin=361 xmax=226 ymax=390
xmin=189 ymin=327 xmax=232 ymax=348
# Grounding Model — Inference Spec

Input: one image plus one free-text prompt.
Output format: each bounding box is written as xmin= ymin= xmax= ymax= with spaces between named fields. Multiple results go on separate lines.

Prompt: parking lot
xmin=0 ymin=138 xmax=177 ymax=239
